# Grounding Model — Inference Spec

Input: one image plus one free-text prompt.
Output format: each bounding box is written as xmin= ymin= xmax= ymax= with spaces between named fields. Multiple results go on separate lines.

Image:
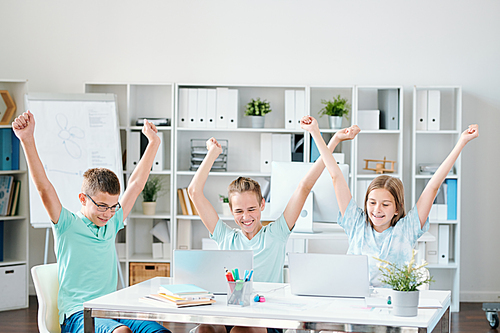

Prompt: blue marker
xmin=246 ymin=270 xmax=253 ymax=281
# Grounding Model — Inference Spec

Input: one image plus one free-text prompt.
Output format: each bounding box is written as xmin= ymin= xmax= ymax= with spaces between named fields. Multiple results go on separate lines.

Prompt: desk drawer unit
xmin=129 ymin=262 xmax=170 ymax=286
xmin=0 ymin=264 xmax=27 ymax=310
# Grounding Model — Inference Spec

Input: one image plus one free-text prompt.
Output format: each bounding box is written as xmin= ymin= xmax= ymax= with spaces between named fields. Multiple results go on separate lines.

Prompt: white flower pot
xmin=221 ymin=202 xmax=231 ymax=216
xmin=392 ymin=290 xmax=419 ymax=317
xmin=142 ymin=202 xmax=157 ymax=215
xmin=249 ymin=116 xmax=265 ymax=128
xmin=328 ymin=116 xmax=342 ymax=129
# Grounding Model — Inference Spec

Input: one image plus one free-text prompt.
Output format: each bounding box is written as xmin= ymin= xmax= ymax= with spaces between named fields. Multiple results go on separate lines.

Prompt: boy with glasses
xmin=12 ymin=111 xmax=170 ymax=333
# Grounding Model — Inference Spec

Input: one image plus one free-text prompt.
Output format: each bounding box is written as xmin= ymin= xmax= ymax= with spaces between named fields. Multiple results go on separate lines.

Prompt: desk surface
xmin=84 ymin=278 xmax=450 ymax=332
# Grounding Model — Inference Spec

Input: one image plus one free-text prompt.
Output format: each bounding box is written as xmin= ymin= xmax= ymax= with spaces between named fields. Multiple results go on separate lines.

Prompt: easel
xmin=43 ymin=227 xmax=125 ymax=289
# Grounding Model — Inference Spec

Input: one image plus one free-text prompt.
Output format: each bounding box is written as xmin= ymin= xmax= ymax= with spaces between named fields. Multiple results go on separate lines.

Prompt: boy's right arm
xmin=12 ymin=111 xmax=62 ymax=223
xmin=188 ymin=138 xmax=222 ymax=234
xmin=300 ymin=116 xmax=356 ymax=216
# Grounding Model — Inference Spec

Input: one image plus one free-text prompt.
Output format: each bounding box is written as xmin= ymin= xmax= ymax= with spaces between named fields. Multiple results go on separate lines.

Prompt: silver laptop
xmin=288 ymin=253 xmax=370 ymax=298
xmin=173 ymin=250 xmax=253 ymax=294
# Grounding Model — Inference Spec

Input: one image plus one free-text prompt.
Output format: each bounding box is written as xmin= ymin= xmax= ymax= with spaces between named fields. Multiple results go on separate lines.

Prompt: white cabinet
xmin=352 ymin=86 xmax=404 ymax=206
xmin=0 ymin=79 xmax=29 ymax=311
xmin=85 ymin=83 xmax=175 ymax=285
xmin=412 ymin=86 xmax=462 ymax=312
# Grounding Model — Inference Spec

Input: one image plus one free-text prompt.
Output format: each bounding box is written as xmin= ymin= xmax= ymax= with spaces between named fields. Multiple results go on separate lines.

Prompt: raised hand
xmin=300 ymin=116 xmax=320 ymax=133
xmin=335 ymin=125 xmax=360 ymax=142
xmin=459 ymin=124 xmax=479 ymax=144
xmin=206 ymin=137 xmax=223 ymax=155
xmin=12 ymin=111 xmax=35 ymax=142
xmin=141 ymin=119 xmax=160 ymax=144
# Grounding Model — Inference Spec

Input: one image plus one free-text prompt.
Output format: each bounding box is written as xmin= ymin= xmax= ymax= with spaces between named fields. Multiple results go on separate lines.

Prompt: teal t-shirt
xmin=210 ymin=214 xmax=291 ymax=283
xmin=52 ymin=207 xmax=124 ymax=324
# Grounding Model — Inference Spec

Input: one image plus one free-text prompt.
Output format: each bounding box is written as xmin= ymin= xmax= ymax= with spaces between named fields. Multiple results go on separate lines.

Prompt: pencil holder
xmin=227 ymin=280 xmax=253 ymax=307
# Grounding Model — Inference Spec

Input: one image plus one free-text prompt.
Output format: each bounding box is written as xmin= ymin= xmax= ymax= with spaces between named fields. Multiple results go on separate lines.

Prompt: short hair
xmin=81 ymin=168 xmax=120 ymax=196
xmin=364 ymin=175 xmax=406 ymax=228
xmin=227 ymin=177 xmax=263 ymax=208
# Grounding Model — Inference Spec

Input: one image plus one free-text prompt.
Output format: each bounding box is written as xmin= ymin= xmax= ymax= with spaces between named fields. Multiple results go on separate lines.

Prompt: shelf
xmin=176 ymin=171 xmax=271 ymax=177
xmin=0 ymin=170 xmax=26 ymax=175
xmin=130 ymin=126 xmax=172 ymax=131
xmin=356 ymin=173 xmax=401 ymax=179
xmin=128 ymin=211 xmax=171 ymax=219
xmin=415 ymin=174 xmax=458 ymax=179
xmin=0 ymin=260 xmax=27 ymax=267
xmin=0 ymin=215 xmax=27 ymax=221
xmin=427 ymin=262 xmax=458 ymax=269
xmin=358 ymin=130 xmax=401 ymax=134
xmin=416 ymin=130 xmax=460 ymax=135
xmin=429 ymin=219 xmax=458 ymax=225
xmin=128 ymin=255 xmax=171 ymax=263
xmin=177 ymin=127 xmax=304 ymax=133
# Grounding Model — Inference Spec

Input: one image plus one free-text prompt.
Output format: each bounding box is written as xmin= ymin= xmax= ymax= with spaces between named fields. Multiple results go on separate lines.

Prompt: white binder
xmin=378 ymin=89 xmax=399 ymax=130
xmin=294 ymin=90 xmax=306 ymax=129
xmin=206 ymin=89 xmax=217 ymax=129
xmin=260 ymin=133 xmax=272 ymax=173
xmin=187 ymin=88 xmax=198 ymax=128
xmin=177 ymin=219 xmax=192 ymax=250
xmin=152 ymin=132 xmax=163 ymax=171
xmin=356 ymin=180 xmax=369 ymax=207
xmin=227 ymin=89 xmax=239 ymax=129
xmin=178 ymin=88 xmax=189 ymax=128
xmin=416 ymin=90 xmax=428 ymax=130
xmin=216 ymin=87 xmax=228 ymax=128
xmin=196 ymin=88 xmax=207 ymax=128
xmin=427 ymin=90 xmax=441 ymax=130
xmin=127 ymin=132 xmax=140 ymax=171
xmin=438 ymin=224 xmax=449 ymax=264
xmin=272 ymin=134 xmax=291 ymax=162
xmin=285 ymin=90 xmax=295 ymax=130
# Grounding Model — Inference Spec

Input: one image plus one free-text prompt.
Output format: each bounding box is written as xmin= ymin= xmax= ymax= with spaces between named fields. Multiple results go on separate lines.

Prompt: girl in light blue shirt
xmin=301 ymin=116 xmax=478 ymax=286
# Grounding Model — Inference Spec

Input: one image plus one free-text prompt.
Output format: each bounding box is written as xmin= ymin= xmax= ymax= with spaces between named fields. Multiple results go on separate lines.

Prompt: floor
xmin=0 ymin=296 xmax=497 ymax=332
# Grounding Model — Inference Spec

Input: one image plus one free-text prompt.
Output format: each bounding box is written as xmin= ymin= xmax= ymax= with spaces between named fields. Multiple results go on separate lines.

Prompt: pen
xmin=225 ymin=267 xmax=234 ymax=282
xmin=245 ymin=270 xmax=253 ymax=282
xmin=244 ymin=270 xmax=249 ymax=281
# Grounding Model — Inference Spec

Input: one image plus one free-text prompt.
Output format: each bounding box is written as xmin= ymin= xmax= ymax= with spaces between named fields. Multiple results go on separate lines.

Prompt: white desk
xmin=83 ymin=277 xmax=450 ymax=333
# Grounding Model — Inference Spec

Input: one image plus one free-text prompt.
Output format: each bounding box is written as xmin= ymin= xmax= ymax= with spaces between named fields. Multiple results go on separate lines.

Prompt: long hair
xmin=364 ymin=175 xmax=405 ymax=228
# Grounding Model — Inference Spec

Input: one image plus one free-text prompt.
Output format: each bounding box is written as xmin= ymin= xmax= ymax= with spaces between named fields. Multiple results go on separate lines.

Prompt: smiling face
xmin=229 ymin=191 xmax=265 ymax=239
xmin=366 ymin=188 xmax=398 ymax=232
xmin=79 ymin=191 xmax=120 ymax=227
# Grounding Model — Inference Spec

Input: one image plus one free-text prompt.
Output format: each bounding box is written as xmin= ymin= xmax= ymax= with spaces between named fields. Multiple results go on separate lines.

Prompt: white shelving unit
xmin=352 ymin=86 xmax=404 ymax=206
xmin=0 ymin=79 xmax=29 ymax=311
xmin=85 ymin=82 xmax=175 ymax=285
xmin=412 ymin=86 xmax=462 ymax=312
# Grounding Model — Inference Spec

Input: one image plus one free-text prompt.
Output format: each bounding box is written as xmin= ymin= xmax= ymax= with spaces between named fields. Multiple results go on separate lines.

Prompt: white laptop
xmin=288 ymin=253 xmax=370 ymax=298
xmin=173 ymin=250 xmax=253 ymax=294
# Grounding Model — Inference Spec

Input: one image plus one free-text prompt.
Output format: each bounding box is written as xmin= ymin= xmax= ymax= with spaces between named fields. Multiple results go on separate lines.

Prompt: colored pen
xmin=233 ymin=268 xmax=240 ymax=281
xmin=246 ymin=270 xmax=253 ymax=281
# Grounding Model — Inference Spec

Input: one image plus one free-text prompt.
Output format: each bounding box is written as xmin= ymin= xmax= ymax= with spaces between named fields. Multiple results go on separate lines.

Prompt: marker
xmin=233 ymin=268 xmax=240 ymax=281
xmin=225 ymin=271 xmax=234 ymax=282
xmin=245 ymin=270 xmax=253 ymax=282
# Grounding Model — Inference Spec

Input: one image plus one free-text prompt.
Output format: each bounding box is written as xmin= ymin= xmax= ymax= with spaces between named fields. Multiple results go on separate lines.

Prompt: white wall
xmin=1 ymin=0 xmax=499 ymax=301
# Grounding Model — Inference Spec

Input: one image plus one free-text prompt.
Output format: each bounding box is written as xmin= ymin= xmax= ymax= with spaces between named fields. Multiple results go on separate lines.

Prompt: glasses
xmin=85 ymin=194 xmax=121 ymax=213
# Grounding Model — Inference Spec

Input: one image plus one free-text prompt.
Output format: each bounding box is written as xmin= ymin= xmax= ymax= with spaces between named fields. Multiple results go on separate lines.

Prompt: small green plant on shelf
xmin=374 ymin=250 xmax=433 ymax=291
xmin=219 ymin=194 xmax=229 ymax=203
xmin=142 ymin=176 xmax=166 ymax=202
xmin=244 ymin=98 xmax=272 ymax=116
xmin=319 ymin=94 xmax=351 ymax=119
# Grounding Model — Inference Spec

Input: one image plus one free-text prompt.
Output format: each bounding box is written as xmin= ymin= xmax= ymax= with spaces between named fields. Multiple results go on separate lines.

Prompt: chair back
xmin=31 ymin=263 xmax=60 ymax=333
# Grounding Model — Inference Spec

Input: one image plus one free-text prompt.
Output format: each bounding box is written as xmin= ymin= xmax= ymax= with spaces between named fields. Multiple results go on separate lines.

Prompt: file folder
xmin=187 ymin=88 xmax=198 ymax=128
xmin=206 ymin=89 xmax=217 ymax=129
xmin=426 ymin=224 xmax=439 ymax=264
xmin=11 ymin=130 xmax=20 ymax=170
xmin=196 ymin=88 xmax=207 ymax=128
xmin=260 ymin=133 xmax=272 ymax=173
xmin=178 ymin=88 xmax=189 ymax=128
xmin=0 ymin=128 xmax=12 ymax=170
xmin=284 ymin=90 xmax=295 ymax=130
xmin=294 ymin=90 xmax=306 ymax=130
xmin=227 ymin=89 xmax=239 ymax=129
xmin=446 ymin=179 xmax=457 ymax=220
xmin=438 ymin=224 xmax=450 ymax=264
xmin=378 ymin=89 xmax=399 ymax=130
xmin=427 ymin=90 xmax=440 ymax=130
xmin=127 ymin=132 xmax=141 ymax=171
xmin=216 ymin=87 xmax=229 ymax=128
xmin=416 ymin=90 xmax=428 ymax=130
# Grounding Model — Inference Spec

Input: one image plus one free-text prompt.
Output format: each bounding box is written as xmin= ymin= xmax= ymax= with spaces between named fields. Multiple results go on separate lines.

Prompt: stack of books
xmin=0 ymin=176 xmax=21 ymax=216
xmin=141 ymin=284 xmax=215 ymax=308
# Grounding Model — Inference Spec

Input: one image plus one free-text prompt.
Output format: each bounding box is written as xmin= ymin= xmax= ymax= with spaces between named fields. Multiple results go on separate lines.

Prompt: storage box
xmin=129 ymin=262 xmax=170 ymax=286
xmin=357 ymin=110 xmax=380 ymax=130
xmin=0 ymin=264 xmax=27 ymax=310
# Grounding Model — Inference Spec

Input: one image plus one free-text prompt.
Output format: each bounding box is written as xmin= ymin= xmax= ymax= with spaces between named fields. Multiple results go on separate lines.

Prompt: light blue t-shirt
xmin=52 ymin=207 xmax=124 ymax=324
xmin=338 ymin=198 xmax=429 ymax=287
xmin=210 ymin=214 xmax=291 ymax=283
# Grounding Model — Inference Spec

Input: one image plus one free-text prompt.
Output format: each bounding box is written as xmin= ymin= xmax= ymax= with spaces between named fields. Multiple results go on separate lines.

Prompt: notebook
xmin=288 ymin=253 xmax=370 ymax=298
xmin=173 ymin=250 xmax=253 ymax=294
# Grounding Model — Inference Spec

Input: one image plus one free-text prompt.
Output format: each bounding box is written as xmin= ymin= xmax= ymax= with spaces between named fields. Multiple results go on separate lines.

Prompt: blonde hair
xmin=227 ymin=177 xmax=263 ymax=208
xmin=364 ymin=175 xmax=405 ymax=228
xmin=81 ymin=168 xmax=120 ymax=196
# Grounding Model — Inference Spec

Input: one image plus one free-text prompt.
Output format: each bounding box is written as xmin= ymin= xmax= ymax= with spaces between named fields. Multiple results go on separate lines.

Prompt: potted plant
xmin=219 ymin=194 xmax=231 ymax=216
xmin=141 ymin=176 xmax=165 ymax=215
xmin=245 ymin=98 xmax=272 ymax=128
xmin=319 ymin=94 xmax=351 ymax=129
xmin=375 ymin=250 xmax=433 ymax=317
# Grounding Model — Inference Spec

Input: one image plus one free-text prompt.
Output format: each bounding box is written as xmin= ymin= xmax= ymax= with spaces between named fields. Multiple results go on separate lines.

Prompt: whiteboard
xmin=25 ymin=93 xmax=123 ymax=228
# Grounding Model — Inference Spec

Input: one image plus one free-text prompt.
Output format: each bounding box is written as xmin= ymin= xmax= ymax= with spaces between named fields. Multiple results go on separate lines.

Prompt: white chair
xmin=31 ymin=263 xmax=60 ymax=333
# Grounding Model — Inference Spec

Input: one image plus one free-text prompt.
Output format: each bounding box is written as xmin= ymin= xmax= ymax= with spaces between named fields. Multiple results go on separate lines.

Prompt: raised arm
xmin=188 ymin=138 xmax=222 ymax=234
xmin=12 ymin=111 xmax=62 ymax=223
xmin=416 ymin=124 xmax=478 ymax=227
xmin=283 ymin=117 xmax=360 ymax=230
xmin=120 ymin=120 xmax=161 ymax=220
xmin=300 ymin=116 xmax=359 ymax=216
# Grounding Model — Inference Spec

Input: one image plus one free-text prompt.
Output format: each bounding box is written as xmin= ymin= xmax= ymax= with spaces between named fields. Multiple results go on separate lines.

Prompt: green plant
xmin=244 ymin=98 xmax=272 ymax=116
xmin=374 ymin=250 xmax=433 ymax=292
xmin=319 ymin=94 xmax=351 ymax=118
xmin=142 ymin=176 xmax=165 ymax=202
xmin=219 ymin=194 xmax=229 ymax=203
